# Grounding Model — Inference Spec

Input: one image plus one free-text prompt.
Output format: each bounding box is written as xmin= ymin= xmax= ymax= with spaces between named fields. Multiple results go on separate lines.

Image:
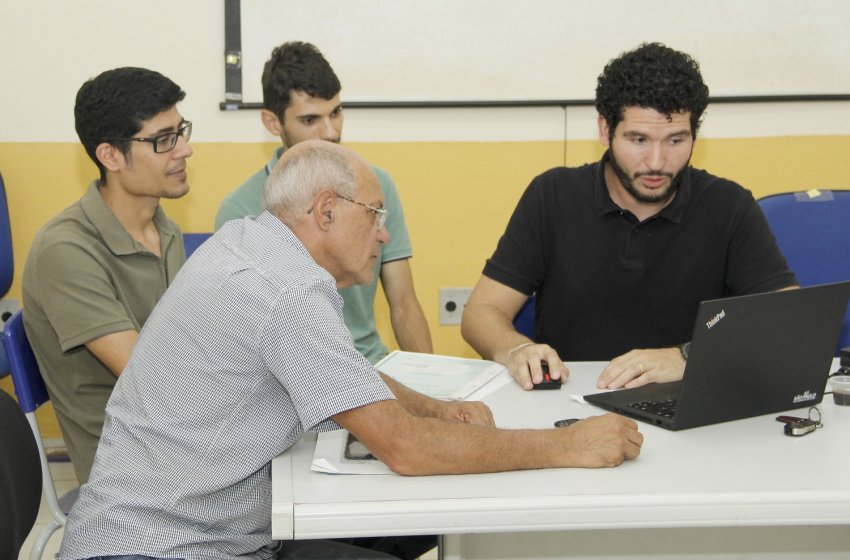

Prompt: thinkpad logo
xmin=793 ymin=390 xmax=817 ymax=404
xmin=705 ymin=309 xmax=726 ymax=329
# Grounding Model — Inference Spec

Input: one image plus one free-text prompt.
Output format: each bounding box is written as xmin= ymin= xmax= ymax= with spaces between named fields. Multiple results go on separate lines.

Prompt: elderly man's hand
xmin=439 ymin=400 xmax=495 ymax=426
xmin=554 ymin=414 xmax=644 ymax=467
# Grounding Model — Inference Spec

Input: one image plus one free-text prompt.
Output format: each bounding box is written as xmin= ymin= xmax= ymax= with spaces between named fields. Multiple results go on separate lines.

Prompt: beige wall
xmin=3 ymin=134 xmax=850 ymax=437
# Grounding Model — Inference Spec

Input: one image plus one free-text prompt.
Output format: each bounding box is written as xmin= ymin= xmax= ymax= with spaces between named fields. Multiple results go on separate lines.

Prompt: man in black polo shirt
xmin=462 ymin=42 xmax=797 ymax=391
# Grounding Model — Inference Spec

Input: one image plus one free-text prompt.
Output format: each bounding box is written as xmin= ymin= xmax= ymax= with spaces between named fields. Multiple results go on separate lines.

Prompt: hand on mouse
xmin=506 ymin=342 xmax=569 ymax=390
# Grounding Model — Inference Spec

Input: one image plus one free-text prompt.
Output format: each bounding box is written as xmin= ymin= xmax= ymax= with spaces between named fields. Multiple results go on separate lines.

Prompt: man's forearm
xmin=461 ymin=302 xmax=530 ymax=365
xmin=382 ymin=417 xmax=557 ymax=475
xmin=381 ymin=259 xmax=433 ymax=353
xmin=398 ymin=414 xmax=641 ymax=475
xmin=390 ymin=300 xmax=433 ymax=353
xmin=379 ymin=373 xmax=443 ymax=418
xmin=84 ymin=329 xmax=139 ymax=377
xmin=336 ymin=399 xmax=643 ymax=476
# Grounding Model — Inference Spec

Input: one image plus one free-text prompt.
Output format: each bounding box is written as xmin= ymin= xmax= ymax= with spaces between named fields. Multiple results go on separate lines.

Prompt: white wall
xmin=2 ymin=0 xmax=849 ymax=144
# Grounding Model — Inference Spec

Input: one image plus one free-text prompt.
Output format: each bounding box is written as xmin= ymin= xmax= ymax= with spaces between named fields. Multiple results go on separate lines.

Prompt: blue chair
xmin=758 ymin=190 xmax=850 ymax=354
xmin=513 ymin=295 xmax=536 ymax=338
xmin=0 ymin=172 xmax=14 ymax=377
xmin=183 ymin=232 xmax=212 ymax=258
xmin=0 ymin=173 xmax=13 ymax=299
xmin=3 ymin=311 xmax=78 ymax=560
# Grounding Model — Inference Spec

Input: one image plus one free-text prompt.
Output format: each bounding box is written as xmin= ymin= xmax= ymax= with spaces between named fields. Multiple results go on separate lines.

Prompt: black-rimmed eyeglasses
xmin=92 ymin=121 xmax=192 ymax=154
xmin=336 ymin=194 xmax=388 ymax=230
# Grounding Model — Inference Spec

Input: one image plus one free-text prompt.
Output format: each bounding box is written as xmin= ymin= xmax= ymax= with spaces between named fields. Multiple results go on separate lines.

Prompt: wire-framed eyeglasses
xmin=336 ymin=194 xmax=388 ymax=230
xmin=93 ymin=121 xmax=192 ymax=153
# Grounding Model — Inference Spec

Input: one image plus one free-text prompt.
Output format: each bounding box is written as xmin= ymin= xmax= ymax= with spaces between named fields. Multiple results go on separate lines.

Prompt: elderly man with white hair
xmin=58 ymin=140 xmax=642 ymax=560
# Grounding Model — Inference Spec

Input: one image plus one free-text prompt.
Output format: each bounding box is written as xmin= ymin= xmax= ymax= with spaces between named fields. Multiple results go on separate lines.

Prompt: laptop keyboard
xmin=627 ymin=398 xmax=678 ymax=418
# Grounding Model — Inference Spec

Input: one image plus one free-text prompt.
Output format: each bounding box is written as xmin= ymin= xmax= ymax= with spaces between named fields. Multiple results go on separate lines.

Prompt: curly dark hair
xmin=75 ymin=67 xmax=185 ymax=183
xmin=262 ymin=41 xmax=341 ymax=120
xmin=595 ymin=43 xmax=709 ymax=139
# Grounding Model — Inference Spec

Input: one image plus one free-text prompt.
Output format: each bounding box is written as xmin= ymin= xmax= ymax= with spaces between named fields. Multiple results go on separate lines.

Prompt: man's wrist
xmin=507 ymin=341 xmax=534 ymax=357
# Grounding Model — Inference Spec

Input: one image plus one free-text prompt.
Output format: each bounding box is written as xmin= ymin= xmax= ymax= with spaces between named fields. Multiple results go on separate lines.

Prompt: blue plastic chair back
xmin=0 ymin=173 xmax=13 ymax=299
xmin=513 ymin=295 xmax=536 ymax=338
xmin=758 ymin=190 xmax=850 ymax=353
xmin=2 ymin=311 xmax=48 ymax=414
xmin=0 ymin=173 xmax=15 ymax=376
xmin=183 ymin=232 xmax=212 ymax=258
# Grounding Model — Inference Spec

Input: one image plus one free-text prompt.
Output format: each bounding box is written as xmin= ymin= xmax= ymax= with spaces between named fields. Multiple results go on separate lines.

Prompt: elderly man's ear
xmin=312 ymin=190 xmax=336 ymax=231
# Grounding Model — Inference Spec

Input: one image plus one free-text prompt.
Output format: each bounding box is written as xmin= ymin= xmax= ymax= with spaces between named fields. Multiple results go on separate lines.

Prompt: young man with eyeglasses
xmin=22 ymin=67 xmax=192 ymax=484
xmin=216 ymin=41 xmax=432 ymax=366
xmin=57 ymin=141 xmax=642 ymax=560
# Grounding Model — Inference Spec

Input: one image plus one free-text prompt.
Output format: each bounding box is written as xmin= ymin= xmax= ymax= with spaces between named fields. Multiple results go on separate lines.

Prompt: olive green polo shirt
xmin=22 ymin=181 xmax=185 ymax=483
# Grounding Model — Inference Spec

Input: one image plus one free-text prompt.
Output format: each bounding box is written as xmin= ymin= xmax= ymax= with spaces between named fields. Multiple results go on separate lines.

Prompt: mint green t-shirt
xmin=216 ymin=147 xmax=412 ymax=363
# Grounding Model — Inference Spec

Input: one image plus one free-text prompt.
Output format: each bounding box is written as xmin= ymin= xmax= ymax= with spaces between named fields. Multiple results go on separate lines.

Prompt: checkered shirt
xmin=58 ymin=212 xmax=395 ymax=560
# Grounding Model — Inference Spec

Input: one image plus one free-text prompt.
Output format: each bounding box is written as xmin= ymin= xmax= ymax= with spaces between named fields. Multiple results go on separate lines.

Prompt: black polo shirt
xmin=484 ymin=151 xmax=797 ymax=361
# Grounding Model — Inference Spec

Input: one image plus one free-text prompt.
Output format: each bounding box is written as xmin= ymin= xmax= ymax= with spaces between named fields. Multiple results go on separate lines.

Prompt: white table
xmin=272 ymin=361 xmax=850 ymax=559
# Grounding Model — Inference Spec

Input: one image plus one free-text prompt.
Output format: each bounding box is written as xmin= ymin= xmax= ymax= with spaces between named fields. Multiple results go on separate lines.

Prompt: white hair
xmin=262 ymin=142 xmax=359 ymax=222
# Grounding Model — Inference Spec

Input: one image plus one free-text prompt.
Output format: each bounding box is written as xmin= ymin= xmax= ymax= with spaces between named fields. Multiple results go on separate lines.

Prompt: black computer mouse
xmin=532 ymin=362 xmax=561 ymax=390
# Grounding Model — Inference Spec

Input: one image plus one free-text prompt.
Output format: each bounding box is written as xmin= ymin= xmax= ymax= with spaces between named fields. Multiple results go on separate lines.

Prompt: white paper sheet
xmin=374 ymin=350 xmax=505 ymax=399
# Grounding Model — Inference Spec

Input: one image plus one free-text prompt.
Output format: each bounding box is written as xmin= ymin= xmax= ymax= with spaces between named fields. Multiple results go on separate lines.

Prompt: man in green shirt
xmin=217 ymin=41 xmax=432 ymax=365
xmin=22 ymin=67 xmax=192 ymax=483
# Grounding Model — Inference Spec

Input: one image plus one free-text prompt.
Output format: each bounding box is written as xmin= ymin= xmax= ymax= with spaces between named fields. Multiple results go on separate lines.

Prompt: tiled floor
xmin=18 ymin=460 xmax=77 ymax=560
xmin=19 ymin=461 xmax=439 ymax=560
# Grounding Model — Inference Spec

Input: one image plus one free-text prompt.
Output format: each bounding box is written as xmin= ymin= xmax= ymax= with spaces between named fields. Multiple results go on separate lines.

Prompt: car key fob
xmin=776 ymin=415 xmax=821 ymax=437
xmin=532 ymin=363 xmax=561 ymax=390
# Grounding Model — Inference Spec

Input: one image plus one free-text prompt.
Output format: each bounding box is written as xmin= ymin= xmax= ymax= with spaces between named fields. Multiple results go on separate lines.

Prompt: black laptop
xmin=584 ymin=281 xmax=850 ymax=430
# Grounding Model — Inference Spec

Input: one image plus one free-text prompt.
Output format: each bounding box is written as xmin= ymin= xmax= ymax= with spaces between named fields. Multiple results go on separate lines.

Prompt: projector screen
xmin=235 ymin=0 xmax=850 ymax=104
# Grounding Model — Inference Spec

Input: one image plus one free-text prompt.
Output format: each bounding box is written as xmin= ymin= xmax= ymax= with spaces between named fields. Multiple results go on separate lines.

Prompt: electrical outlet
xmin=439 ymin=288 xmax=472 ymax=325
xmin=0 ymin=297 xmax=19 ymax=328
